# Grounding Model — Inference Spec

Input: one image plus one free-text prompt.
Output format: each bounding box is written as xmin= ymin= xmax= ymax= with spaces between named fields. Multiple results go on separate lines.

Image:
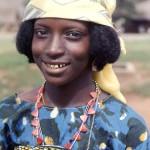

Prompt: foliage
xmin=113 ymin=0 xmax=147 ymax=21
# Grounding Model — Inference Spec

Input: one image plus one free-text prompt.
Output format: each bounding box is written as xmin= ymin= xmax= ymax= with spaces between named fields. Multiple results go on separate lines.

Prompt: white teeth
xmin=46 ymin=63 xmax=67 ymax=69
xmin=55 ymin=65 xmax=58 ymax=69
xmin=60 ymin=64 xmax=63 ymax=68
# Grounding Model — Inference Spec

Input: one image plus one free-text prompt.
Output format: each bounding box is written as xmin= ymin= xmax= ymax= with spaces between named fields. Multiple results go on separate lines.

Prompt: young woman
xmin=0 ymin=0 xmax=149 ymax=149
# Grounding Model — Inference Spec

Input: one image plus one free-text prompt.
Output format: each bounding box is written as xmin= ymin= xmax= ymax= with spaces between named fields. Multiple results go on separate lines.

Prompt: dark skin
xmin=18 ymin=18 xmax=108 ymax=107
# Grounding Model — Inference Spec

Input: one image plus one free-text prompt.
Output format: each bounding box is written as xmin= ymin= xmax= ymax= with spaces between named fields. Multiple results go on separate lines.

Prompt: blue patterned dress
xmin=0 ymin=94 xmax=150 ymax=150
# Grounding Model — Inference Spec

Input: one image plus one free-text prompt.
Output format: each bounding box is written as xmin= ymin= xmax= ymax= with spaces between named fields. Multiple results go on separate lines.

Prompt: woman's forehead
xmin=34 ymin=18 xmax=90 ymax=29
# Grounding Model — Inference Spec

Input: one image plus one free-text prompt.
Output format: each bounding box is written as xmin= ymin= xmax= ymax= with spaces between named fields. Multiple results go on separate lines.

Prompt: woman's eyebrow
xmin=34 ymin=23 xmax=49 ymax=29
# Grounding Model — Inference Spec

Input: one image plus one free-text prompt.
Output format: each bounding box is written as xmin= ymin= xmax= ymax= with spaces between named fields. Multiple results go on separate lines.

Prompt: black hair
xmin=89 ymin=23 xmax=121 ymax=70
xmin=16 ymin=19 xmax=35 ymax=63
xmin=16 ymin=20 xmax=121 ymax=71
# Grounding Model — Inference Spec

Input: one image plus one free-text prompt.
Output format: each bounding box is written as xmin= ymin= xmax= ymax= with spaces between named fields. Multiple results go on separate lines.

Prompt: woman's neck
xmin=44 ymin=75 xmax=95 ymax=108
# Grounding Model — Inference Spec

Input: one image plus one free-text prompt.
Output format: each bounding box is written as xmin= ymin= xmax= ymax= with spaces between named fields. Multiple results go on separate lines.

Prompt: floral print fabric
xmin=0 ymin=95 xmax=150 ymax=150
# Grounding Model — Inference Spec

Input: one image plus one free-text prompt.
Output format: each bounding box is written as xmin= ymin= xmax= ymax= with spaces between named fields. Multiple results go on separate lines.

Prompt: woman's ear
xmin=92 ymin=60 xmax=98 ymax=71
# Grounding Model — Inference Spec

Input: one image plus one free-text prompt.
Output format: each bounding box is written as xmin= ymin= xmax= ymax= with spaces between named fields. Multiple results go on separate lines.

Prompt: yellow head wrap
xmin=23 ymin=0 xmax=126 ymax=103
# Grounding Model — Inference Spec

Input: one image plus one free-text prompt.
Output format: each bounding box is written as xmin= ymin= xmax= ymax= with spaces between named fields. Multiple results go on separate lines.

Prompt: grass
xmin=0 ymin=37 xmax=43 ymax=99
xmin=120 ymin=50 xmax=150 ymax=71
xmin=119 ymin=38 xmax=150 ymax=70
xmin=120 ymin=38 xmax=150 ymax=62
xmin=118 ymin=35 xmax=150 ymax=97
xmin=0 ymin=33 xmax=150 ymax=99
xmin=131 ymin=82 xmax=150 ymax=97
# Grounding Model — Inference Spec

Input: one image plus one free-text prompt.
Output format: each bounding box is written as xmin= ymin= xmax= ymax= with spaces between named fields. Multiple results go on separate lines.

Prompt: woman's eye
xmin=34 ymin=29 xmax=50 ymax=38
xmin=65 ymin=32 xmax=83 ymax=40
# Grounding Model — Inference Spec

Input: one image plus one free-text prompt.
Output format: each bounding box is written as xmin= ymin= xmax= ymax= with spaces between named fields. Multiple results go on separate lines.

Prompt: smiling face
xmin=32 ymin=18 xmax=91 ymax=85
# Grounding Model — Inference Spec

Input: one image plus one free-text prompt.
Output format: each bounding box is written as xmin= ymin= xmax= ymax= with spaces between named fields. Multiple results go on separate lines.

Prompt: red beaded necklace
xmin=31 ymin=82 xmax=100 ymax=150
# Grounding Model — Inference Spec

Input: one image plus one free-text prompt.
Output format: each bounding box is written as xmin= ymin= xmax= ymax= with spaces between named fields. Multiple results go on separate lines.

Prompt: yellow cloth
xmin=92 ymin=64 xmax=126 ymax=103
xmin=23 ymin=0 xmax=126 ymax=103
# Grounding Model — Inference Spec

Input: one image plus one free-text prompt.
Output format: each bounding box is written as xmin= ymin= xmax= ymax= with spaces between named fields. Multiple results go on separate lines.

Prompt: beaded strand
xmin=30 ymin=81 xmax=100 ymax=150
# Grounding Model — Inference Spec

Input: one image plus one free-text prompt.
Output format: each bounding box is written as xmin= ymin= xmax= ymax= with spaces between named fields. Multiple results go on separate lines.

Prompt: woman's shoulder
xmin=0 ymin=94 xmax=18 ymax=106
xmin=98 ymin=96 xmax=150 ymax=150
xmin=17 ymin=87 xmax=40 ymax=103
xmin=0 ymin=87 xmax=39 ymax=105
xmin=103 ymin=95 xmax=148 ymax=127
xmin=0 ymin=89 xmax=38 ymax=120
xmin=0 ymin=94 xmax=34 ymax=123
xmin=0 ymin=93 xmax=33 ymax=109
xmin=104 ymin=96 xmax=141 ymax=115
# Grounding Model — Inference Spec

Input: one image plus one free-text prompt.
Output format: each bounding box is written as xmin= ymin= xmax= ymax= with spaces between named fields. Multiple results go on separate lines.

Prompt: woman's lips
xmin=43 ymin=61 xmax=70 ymax=70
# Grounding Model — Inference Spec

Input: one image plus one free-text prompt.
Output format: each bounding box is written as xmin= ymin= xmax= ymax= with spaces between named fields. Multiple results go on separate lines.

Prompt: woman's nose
xmin=45 ymin=35 xmax=65 ymax=58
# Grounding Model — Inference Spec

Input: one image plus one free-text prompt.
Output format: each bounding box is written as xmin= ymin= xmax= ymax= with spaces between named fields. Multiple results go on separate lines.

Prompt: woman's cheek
xmin=32 ymin=40 xmax=43 ymax=57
